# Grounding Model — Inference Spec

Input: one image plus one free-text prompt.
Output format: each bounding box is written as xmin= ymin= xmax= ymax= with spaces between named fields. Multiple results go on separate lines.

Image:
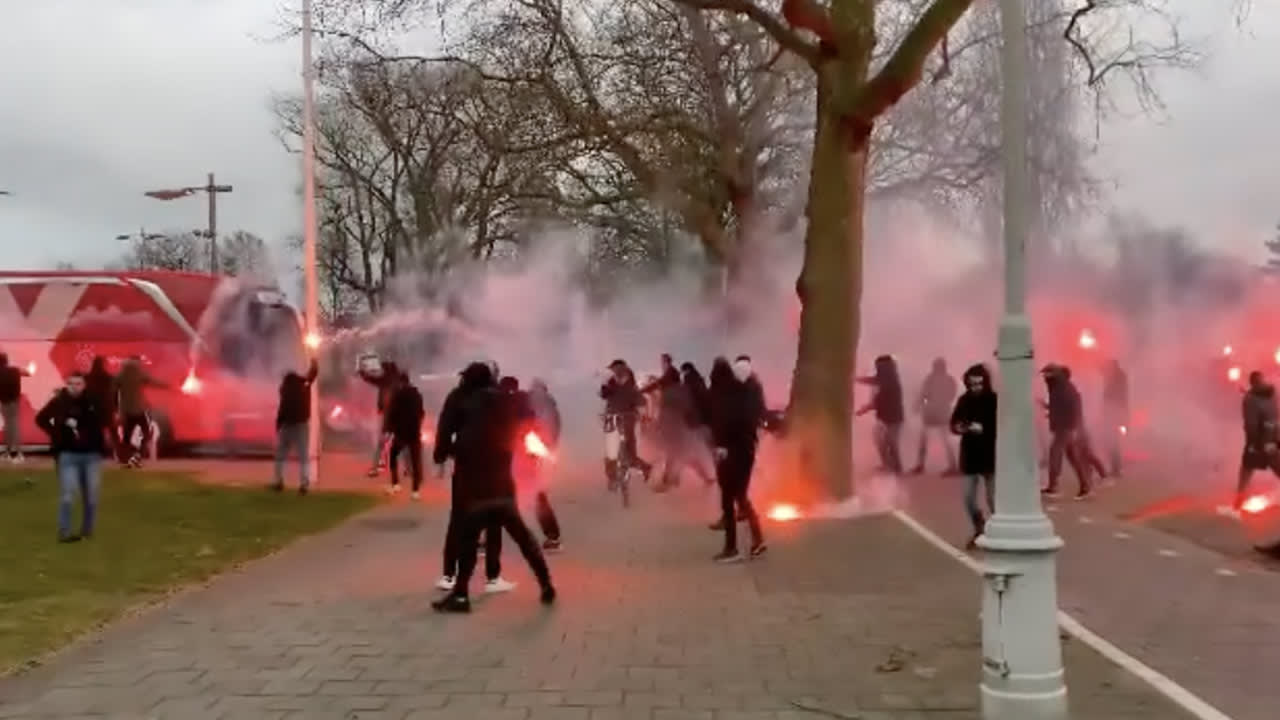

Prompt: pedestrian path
xmin=0 ymin=479 xmax=1203 ymax=719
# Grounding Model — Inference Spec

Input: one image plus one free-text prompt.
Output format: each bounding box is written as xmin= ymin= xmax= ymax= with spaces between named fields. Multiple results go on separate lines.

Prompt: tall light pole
xmin=301 ymin=0 xmax=322 ymax=485
xmin=977 ymin=0 xmax=1067 ymax=718
xmin=143 ymin=174 xmax=233 ymax=273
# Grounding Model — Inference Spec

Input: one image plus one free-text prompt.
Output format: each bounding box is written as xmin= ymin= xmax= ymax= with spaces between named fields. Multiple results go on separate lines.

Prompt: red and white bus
xmin=0 ymin=270 xmax=304 ymax=453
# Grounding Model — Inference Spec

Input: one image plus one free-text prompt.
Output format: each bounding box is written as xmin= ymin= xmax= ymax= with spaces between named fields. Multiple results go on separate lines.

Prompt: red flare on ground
xmin=767 ymin=503 xmax=802 ymax=522
xmin=1242 ymin=495 xmax=1271 ymax=515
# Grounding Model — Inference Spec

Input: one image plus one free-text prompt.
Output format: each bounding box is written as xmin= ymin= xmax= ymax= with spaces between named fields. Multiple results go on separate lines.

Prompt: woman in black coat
xmin=950 ymin=363 xmax=997 ymax=548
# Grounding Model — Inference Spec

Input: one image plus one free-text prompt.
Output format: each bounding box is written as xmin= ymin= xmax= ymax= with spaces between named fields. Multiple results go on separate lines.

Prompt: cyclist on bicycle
xmin=600 ymin=359 xmax=653 ymax=488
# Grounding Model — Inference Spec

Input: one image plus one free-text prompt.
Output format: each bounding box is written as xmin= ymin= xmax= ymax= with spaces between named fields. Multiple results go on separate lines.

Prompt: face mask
xmin=733 ymin=360 xmax=752 ymax=382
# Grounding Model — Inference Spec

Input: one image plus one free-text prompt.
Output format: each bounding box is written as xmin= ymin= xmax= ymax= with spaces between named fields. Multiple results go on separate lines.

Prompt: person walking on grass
xmin=35 ymin=372 xmax=109 ymax=543
xmin=272 ymin=358 xmax=319 ymax=495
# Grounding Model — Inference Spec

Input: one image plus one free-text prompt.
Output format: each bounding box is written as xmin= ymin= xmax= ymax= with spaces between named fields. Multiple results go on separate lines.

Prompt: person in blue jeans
xmin=949 ymin=363 xmax=998 ymax=550
xmin=35 ymin=371 xmax=110 ymax=543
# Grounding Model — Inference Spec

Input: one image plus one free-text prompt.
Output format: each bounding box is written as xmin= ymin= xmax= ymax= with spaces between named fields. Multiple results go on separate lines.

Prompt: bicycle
xmin=602 ymin=412 xmax=640 ymax=508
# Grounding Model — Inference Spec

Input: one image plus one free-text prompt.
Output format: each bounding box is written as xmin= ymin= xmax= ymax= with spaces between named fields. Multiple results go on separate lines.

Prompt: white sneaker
xmin=435 ymin=575 xmax=456 ymax=591
xmin=484 ymin=577 xmax=517 ymax=594
xmin=386 ymin=485 xmax=401 ymax=495
xmin=411 ymin=491 xmax=420 ymax=501
xmin=12 ymin=453 xmax=23 ymax=464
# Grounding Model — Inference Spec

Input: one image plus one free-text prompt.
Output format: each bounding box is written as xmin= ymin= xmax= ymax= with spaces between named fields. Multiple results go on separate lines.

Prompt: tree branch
xmin=672 ymin=0 xmax=822 ymax=63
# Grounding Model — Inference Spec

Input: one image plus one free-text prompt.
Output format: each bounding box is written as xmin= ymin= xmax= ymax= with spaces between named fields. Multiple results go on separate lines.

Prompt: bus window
xmin=207 ymin=289 xmax=304 ymax=380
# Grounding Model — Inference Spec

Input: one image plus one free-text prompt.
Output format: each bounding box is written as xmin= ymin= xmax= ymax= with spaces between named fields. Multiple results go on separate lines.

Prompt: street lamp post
xmin=301 ymin=0 xmax=322 ymax=485
xmin=143 ymin=174 xmax=233 ymax=273
xmin=976 ymin=0 xmax=1068 ymax=718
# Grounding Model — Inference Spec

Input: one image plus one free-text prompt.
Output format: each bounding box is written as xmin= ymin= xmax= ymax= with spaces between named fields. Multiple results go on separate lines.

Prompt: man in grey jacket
xmin=911 ymin=357 xmax=958 ymax=475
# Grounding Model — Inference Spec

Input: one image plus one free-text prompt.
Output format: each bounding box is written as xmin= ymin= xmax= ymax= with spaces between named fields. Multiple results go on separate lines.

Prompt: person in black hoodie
xmin=387 ymin=371 xmax=427 ymax=499
xmin=600 ymin=359 xmax=652 ymax=489
xmin=35 ymin=372 xmax=109 ymax=542
xmin=0 ymin=351 xmax=34 ymax=462
xmin=358 ymin=358 xmax=400 ymax=478
xmin=1237 ymin=370 xmax=1280 ymax=507
xmin=432 ymin=362 xmax=509 ymax=593
xmin=272 ymin=358 xmax=319 ymax=494
xmin=950 ymin=364 xmax=998 ymax=549
xmin=856 ymin=355 xmax=905 ymax=474
xmin=1040 ymin=364 xmax=1092 ymax=500
xmin=84 ymin=356 xmax=117 ymax=455
xmin=708 ymin=356 xmax=767 ymax=563
xmin=432 ymin=364 xmax=556 ymax=614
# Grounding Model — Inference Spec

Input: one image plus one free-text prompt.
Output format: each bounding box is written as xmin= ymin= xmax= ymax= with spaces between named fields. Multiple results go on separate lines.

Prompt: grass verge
xmin=0 ymin=467 xmax=377 ymax=673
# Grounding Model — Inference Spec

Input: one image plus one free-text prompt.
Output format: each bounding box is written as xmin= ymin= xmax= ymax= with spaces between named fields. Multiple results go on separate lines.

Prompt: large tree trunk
xmin=784 ymin=71 xmax=869 ymax=502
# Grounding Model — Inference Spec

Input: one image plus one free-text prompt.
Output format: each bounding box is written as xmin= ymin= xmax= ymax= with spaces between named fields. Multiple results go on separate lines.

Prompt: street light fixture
xmin=977 ymin=1 xmax=1068 ymax=718
xmin=143 ymin=173 xmax=233 ymax=272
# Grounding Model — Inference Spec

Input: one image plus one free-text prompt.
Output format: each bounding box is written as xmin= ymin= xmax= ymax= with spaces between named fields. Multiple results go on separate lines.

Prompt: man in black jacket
xmin=1041 ymin=364 xmax=1092 ymax=500
xmin=35 ymin=372 xmax=109 ymax=542
xmin=708 ymin=356 xmax=767 ymax=563
xmin=358 ymin=357 xmax=400 ymax=478
xmin=273 ymin=358 xmax=319 ymax=494
xmin=0 ymin=352 xmax=33 ymax=463
xmin=386 ymin=371 xmax=426 ymax=499
xmin=433 ymin=366 xmax=556 ymax=614
xmin=432 ymin=363 xmax=508 ymax=593
xmin=600 ymin=359 xmax=652 ymax=489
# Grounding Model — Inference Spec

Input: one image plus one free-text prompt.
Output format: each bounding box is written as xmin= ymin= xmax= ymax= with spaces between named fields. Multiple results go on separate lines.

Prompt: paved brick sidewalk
xmin=0 ymin=481 xmax=1201 ymax=720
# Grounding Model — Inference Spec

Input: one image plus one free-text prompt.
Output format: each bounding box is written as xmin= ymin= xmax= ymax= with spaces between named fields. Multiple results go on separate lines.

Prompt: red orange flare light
xmin=25 ymin=361 xmax=35 ymax=375
xmin=767 ymin=503 xmax=802 ymax=522
xmin=524 ymin=431 xmax=552 ymax=459
xmin=180 ymin=371 xmax=202 ymax=395
xmin=1228 ymin=366 xmax=1242 ymax=383
xmin=1242 ymin=495 xmax=1271 ymax=515
xmin=304 ymin=331 xmax=322 ymax=351
xmin=329 ymin=404 xmax=344 ymax=420
xmin=1119 ymin=425 xmax=1128 ymax=436
xmin=1223 ymin=345 xmax=1234 ymax=357
xmin=1078 ymin=329 xmax=1097 ymax=350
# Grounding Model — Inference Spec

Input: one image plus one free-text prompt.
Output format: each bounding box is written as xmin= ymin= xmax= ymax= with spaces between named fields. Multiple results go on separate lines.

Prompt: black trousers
xmin=1047 ymin=430 xmax=1091 ymax=492
xmin=443 ymin=502 xmax=502 ymax=579
xmin=389 ymin=435 xmax=423 ymax=491
xmin=452 ymin=499 xmax=552 ymax=597
xmin=718 ymin=445 xmax=762 ymax=553
xmin=535 ymin=491 xmax=560 ymax=541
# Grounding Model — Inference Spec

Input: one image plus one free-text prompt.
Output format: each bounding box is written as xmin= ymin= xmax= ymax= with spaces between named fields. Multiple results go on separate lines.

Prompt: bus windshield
xmin=207 ymin=289 xmax=304 ymax=380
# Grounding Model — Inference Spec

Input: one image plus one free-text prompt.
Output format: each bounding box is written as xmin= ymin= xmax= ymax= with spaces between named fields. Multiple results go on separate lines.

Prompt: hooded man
xmin=708 ymin=356 xmax=767 ymax=562
xmin=0 ymin=351 xmax=33 ymax=462
xmin=951 ymin=364 xmax=997 ymax=549
xmin=600 ymin=359 xmax=652 ymax=488
xmin=36 ymin=371 xmax=110 ymax=542
xmin=432 ymin=363 xmax=556 ymax=614
xmin=114 ymin=356 xmax=166 ymax=467
xmin=1237 ymin=370 xmax=1280 ymax=507
xmin=640 ymin=354 xmax=691 ymax=491
xmin=358 ymin=356 xmax=400 ymax=477
xmin=856 ymin=355 xmax=905 ymax=474
xmin=912 ymin=357 xmax=958 ymax=475
xmin=1041 ymin=364 xmax=1092 ymax=499
xmin=432 ymin=362 xmax=512 ymax=594
xmin=272 ymin=358 xmax=319 ymax=494
xmin=387 ymin=371 xmax=427 ymax=499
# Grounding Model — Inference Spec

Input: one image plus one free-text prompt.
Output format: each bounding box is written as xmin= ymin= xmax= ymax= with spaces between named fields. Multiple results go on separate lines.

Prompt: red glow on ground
xmin=1242 ymin=495 xmax=1271 ymax=515
xmin=767 ymin=503 xmax=802 ymax=522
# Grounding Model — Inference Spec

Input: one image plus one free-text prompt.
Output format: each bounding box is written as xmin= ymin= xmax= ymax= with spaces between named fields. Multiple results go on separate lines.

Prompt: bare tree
xmin=116 ymin=230 xmax=271 ymax=276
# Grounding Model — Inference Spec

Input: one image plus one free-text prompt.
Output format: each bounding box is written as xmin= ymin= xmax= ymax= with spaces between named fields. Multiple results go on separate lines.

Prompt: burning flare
xmin=1223 ymin=345 xmax=1234 ymax=357
xmin=524 ymin=431 xmax=552 ymax=459
xmin=1242 ymin=494 xmax=1271 ymax=515
xmin=304 ymin=331 xmax=322 ymax=351
xmin=1228 ymin=366 xmax=1242 ymax=383
xmin=767 ymin=503 xmax=802 ymax=522
xmin=1078 ymin=329 xmax=1097 ymax=350
xmin=1119 ymin=424 xmax=1128 ymax=436
xmin=329 ymin=404 xmax=344 ymax=420
xmin=180 ymin=370 xmax=202 ymax=395
xmin=25 ymin=361 xmax=35 ymax=375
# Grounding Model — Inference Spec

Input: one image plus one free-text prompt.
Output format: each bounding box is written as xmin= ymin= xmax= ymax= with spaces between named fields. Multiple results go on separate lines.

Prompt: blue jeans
xmin=964 ymin=474 xmax=994 ymax=535
xmin=57 ymin=452 xmax=101 ymax=538
xmin=274 ymin=423 xmax=310 ymax=488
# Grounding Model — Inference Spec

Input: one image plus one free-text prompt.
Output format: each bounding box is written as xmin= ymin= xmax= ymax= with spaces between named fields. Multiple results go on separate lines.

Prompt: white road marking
xmin=1113 ymin=531 xmax=1131 ymax=540
xmin=1079 ymin=516 xmax=1093 ymax=524
xmin=892 ymin=509 xmax=1236 ymax=720
xmin=1159 ymin=549 xmax=1181 ymax=558
xmin=1215 ymin=568 xmax=1237 ymax=577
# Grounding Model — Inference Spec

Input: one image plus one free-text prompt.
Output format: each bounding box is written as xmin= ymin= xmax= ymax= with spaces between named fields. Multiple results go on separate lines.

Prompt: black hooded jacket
xmin=433 ymin=362 xmax=497 ymax=465
xmin=680 ymin=364 xmax=710 ymax=427
xmin=359 ymin=360 xmax=401 ymax=413
xmin=707 ymin=359 xmax=765 ymax=453
xmin=387 ymin=379 xmax=426 ymax=440
xmin=85 ymin=358 xmax=116 ymax=418
xmin=950 ymin=364 xmax=998 ymax=476
xmin=1045 ymin=372 xmax=1082 ymax=434
xmin=1243 ymin=382 xmax=1279 ymax=448
xmin=276 ymin=361 xmax=319 ymax=427
xmin=600 ymin=368 xmax=644 ymax=416
xmin=35 ymin=388 xmax=109 ymax=455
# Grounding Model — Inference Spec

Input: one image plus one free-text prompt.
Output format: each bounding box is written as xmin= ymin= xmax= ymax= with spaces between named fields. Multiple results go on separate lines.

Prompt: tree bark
xmin=784 ymin=68 xmax=869 ymax=502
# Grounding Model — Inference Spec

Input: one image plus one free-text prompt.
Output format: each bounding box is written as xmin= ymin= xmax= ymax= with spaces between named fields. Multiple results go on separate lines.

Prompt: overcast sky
xmin=1 ymin=0 xmax=1277 ymax=276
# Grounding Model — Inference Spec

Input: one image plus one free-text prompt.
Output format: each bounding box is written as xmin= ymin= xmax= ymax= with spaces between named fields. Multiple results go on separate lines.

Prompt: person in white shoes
xmin=0 ymin=352 xmax=33 ymax=463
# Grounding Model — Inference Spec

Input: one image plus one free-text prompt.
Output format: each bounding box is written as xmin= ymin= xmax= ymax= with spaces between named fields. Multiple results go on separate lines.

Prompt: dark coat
xmin=35 ymin=389 xmax=109 ymax=455
xmin=950 ymin=368 xmax=997 ymax=476
xmin=1045 ymin=375 xmax=1082 ymax=434
xmin=386 ymin=383 xmax=426 ymax=440
xmin=681 ymin=367 xmax=710 ymax=427
xmin=448 ymin=386 xmax=532 ymax=507
xmin=1243 ymin=383 xmax=1279 ymax=448
xmin=276 ymin=361 xmax=319 ymax=427
xmin=708 ymin=365 xmax=765 ymax=453
xmin=600 ymin=372 xmax=644 ymax=416
xmin=432 ymin=362 xmax=496 ymax=465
